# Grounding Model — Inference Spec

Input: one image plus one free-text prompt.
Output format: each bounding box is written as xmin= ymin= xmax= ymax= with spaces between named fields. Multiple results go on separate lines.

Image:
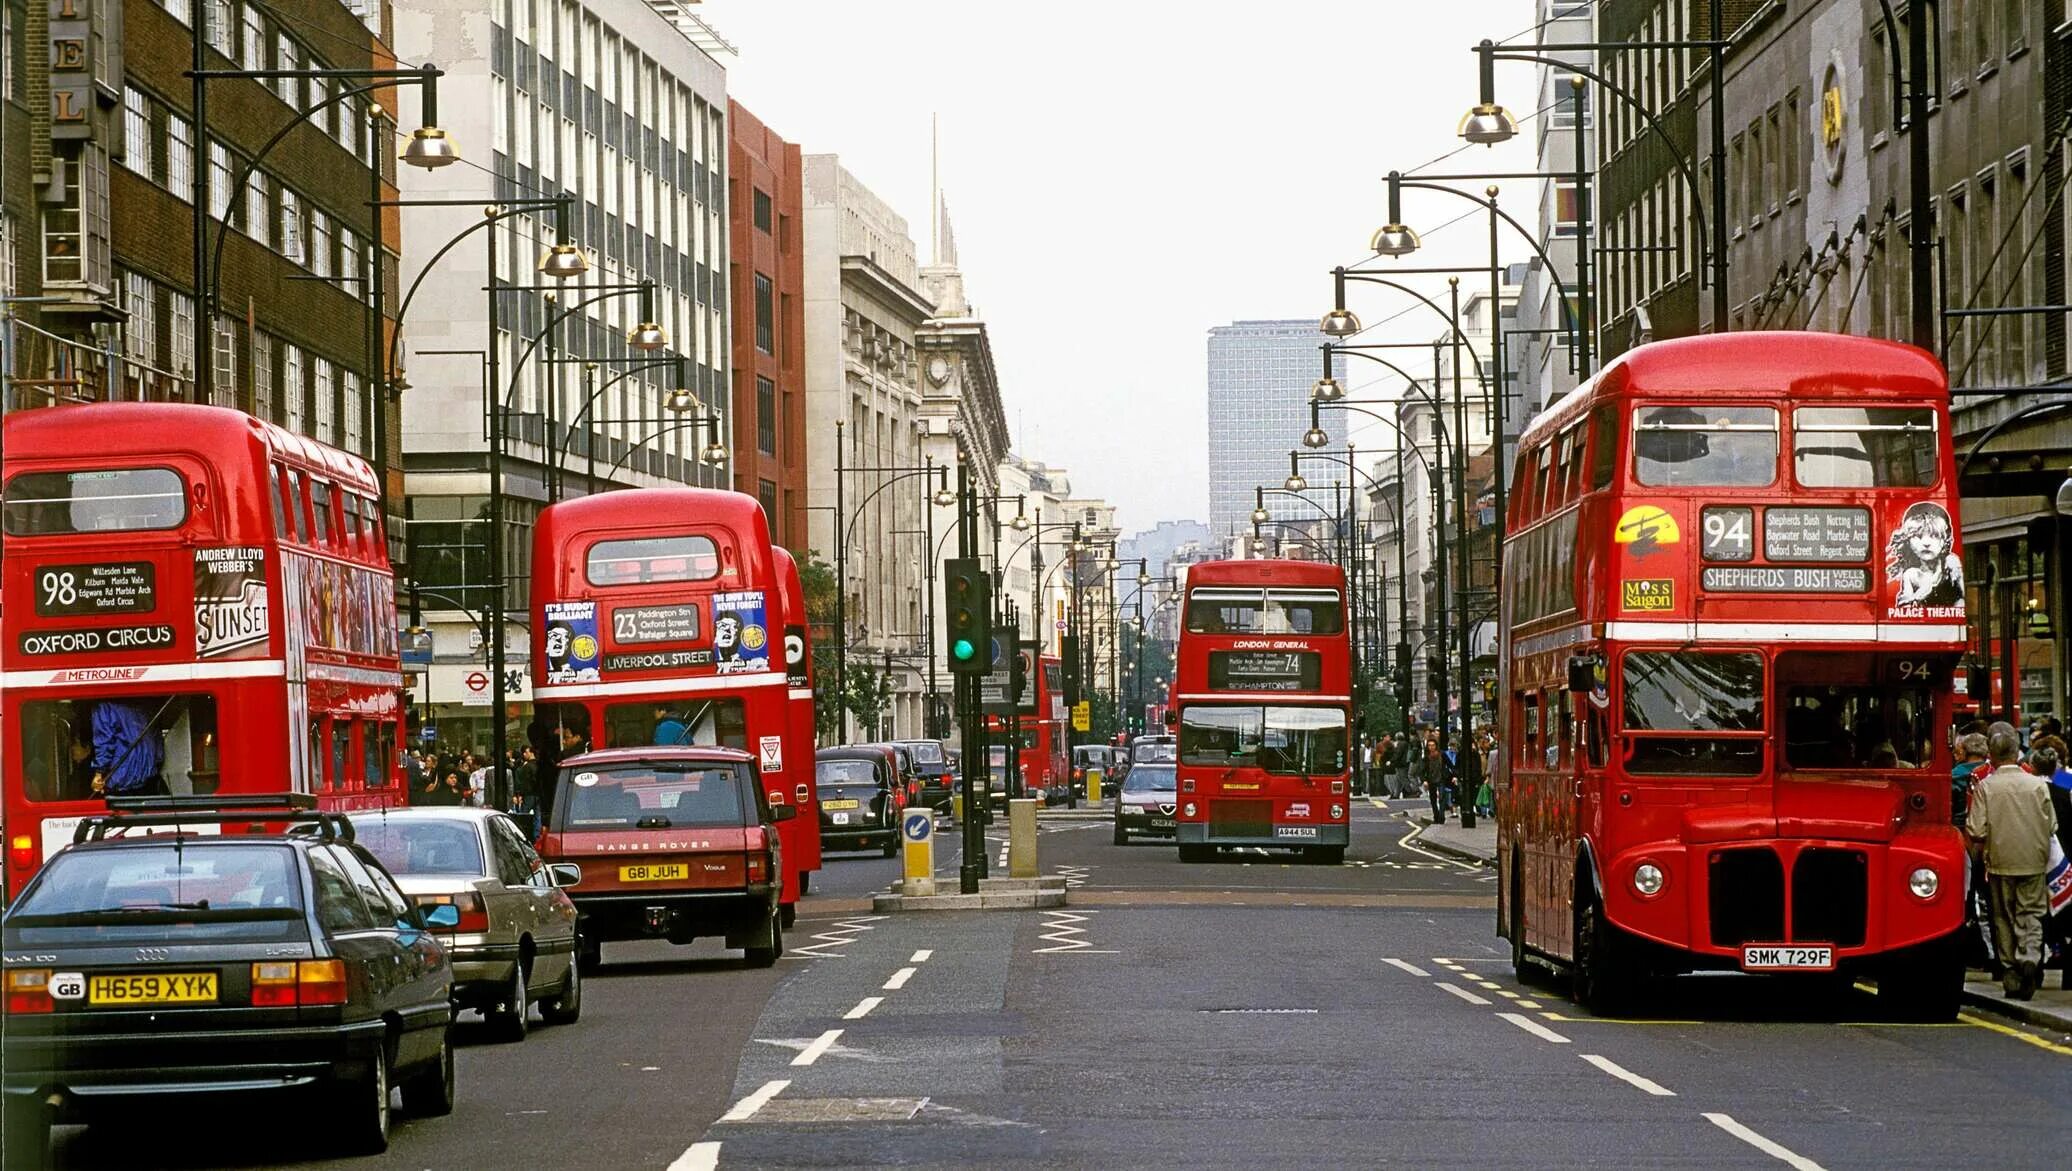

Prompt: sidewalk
xmin=1962 ymin=972 xmax=2072 ymax=1034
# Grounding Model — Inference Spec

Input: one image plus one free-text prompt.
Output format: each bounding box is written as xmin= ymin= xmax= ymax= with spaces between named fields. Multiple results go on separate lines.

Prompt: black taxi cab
xmin=1 ymin=794 xmax=458 ymax=1162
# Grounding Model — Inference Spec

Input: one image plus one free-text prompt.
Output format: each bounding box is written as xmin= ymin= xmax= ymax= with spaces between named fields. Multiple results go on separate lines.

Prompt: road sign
xmin=901 ymin=807 xmax=936 ymax=894
xmin=419 ymin=724 xmax=438 ymax=743
xmin=1072 ymin=701 xmax=1091 ymax=732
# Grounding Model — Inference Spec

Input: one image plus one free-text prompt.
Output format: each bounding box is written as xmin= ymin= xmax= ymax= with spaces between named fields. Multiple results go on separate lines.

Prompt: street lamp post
xmin=831 ymin=431 xmax=951 ymax=743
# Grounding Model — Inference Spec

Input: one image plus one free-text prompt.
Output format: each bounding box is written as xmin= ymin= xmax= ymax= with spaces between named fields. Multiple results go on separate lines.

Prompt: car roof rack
xmin=75 ymin=791 xmax=355 ymax=845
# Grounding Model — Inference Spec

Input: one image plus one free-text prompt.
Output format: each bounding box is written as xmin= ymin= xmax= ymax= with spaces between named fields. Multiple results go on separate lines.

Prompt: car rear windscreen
xmin=556 ymin=763 xmax=751 ymax=829
xmin=351 ymin=819 xmax=488 ymax=877
xmin=817 ymin=759 xmax=879 ymax=786
xmin=6 ymin=844 xmax=306 ymax=941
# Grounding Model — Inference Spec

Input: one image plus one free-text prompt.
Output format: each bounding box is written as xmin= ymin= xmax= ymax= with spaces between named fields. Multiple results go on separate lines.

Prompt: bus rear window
xmin=604 ymin=698 xmax=747 ymax=750
xmin=3 ymin=468 xmax=187 ymax=535
xmin=586 ymin=535 xmax=721 ymax=585
xmin=16 ymin=695 xmax=221 ymax=803
xmin=1792 ymin=407 xmax=1937 ymax=488
xmin=1185 ymin=588 xmax=1343 ymax=634
xmin=1633 ymin=406 xmax=1778 ymax=488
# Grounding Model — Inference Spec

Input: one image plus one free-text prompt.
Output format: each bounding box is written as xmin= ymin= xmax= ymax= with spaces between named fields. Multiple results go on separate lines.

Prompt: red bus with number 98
xmin=2 ymin=404 xmax=406 ymax=899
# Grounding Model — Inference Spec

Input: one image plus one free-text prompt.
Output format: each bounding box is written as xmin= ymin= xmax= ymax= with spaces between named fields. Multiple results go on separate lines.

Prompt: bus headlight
xmin=1632 ymin=863 xmax=1665 ymax=897
xmin=1182 ymin=802 xmax=1197 ymax=818
xmin=1330 ymin=804 xmax=1344 ymax=820
xmin=1908 ymin=866 xmax=1939 ymax=899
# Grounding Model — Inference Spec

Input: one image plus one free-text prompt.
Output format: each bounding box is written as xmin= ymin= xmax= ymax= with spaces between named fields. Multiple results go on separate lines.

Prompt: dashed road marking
xmin=1581 ymin=1053 xmax=1675 ymax=1096
xmin=791 ymin=1029 xmax=843 ymax=1067
xmin=1498 ymin=1012 xmax=1571 ymax=1043
xmin=1517 ymin=1000 xmax=1543 ymax=1010
xmin=1495 ymin=989 xmax=1521 ymax=1000
xmin=882 ymin=967 xmax=917 ymax=991
xmin=1380 ymin=957 xmax=1430 ymax=977
xmin=843 ymin=997 xmax=883 ymax=1020
xmin=1702 ymin=1112 xmax=1825 ymax=1170
xmin=1435 ymin=982 xmax=1491 ymax=1006
xmin=665 ymin=1140 xmax=722 ymax=1171
xmin=720 ymin=1078 xmax=790 ymax=1121
xmin=910 ymin=949 xmax=933 ymax=963
xmin=1474 ymin=980 xmax=1503 ymax=990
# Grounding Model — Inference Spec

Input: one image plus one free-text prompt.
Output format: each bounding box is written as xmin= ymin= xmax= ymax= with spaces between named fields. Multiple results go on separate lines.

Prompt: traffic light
xmin=944 ymin=558 xmax=990 ymax=674
xmin=1061 ymin=633 xmax=1081 ymax=706
xmin=1007 ymin=637 xmax=1029 ymax=703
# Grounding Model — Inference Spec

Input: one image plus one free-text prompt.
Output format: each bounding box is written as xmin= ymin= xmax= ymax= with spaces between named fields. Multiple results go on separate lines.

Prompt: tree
xmin=793 ymin=554 xmax=845 ymax=739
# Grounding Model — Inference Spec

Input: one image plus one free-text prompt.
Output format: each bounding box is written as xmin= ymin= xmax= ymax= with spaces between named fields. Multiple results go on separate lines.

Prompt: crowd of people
xmin=1951 ymin=716 xmax=2070 ymax=999
xmin=1358 ymin=728 xmax=1494 ymax=824
xmin=402 ymin=744 xmax=541 ymax=821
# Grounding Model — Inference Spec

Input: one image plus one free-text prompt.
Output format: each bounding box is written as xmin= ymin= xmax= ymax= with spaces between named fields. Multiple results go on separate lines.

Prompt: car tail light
xmin=8 ymin=834 xmax=35 ymax=873
xmin=251 ymin=960 xmax=348 ymax=1006
xmin=415 ymin=892 xmax=489 ymax=933
xmin=5 ymin=969 xmax=53 ymax=1014
xmin=297 ymin=959 xmax=348 ymax=1005
xmin=746 ymin=852 xmax=769 ymax=883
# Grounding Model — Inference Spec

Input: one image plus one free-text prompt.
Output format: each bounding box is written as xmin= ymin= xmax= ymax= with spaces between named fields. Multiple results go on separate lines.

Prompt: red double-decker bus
xmin=2 ymin=403 xmax=405 ymax=897
xmin=985 ymin=648 xmax=1067 ymax=804
xmin=1171 ymin=560 xmax=1353 ymax=863
xmin=1497 ymin=332 xmax=1968 ymax=1018
xmin=530 ymin=489 xmax=817 ymax=917
xmin=771 ymin=547 xmax=822 ymax=887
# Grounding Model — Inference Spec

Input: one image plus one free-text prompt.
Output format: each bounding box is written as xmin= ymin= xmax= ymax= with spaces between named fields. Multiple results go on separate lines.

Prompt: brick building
xmin=727 ymin=99 xmax=806 ymax=549
xmin=3 ymin=0 xmax=405 ymax=536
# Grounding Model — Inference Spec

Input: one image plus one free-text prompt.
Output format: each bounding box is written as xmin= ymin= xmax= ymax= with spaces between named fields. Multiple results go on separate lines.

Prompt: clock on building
xmin=926 ymin=356 xmax=952 ymax=386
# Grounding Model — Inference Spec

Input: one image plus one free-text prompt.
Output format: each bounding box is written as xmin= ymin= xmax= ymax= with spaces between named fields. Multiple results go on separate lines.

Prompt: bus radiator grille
xmin=1790 ymin=848 xmax=1868 ymax=947
xmin=1708 ymin=848 xmax=1785 ymax=948
xmin=1209 ymin=800 xmax=1272 ymax=839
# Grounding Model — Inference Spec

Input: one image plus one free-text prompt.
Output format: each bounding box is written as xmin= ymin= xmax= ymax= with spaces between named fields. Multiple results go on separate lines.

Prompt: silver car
xmin=348 ymin=808 xmax=581 ymax=1042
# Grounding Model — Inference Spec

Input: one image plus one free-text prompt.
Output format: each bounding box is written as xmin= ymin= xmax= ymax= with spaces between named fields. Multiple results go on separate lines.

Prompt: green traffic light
xmin=952 ymin=638 xmax=976 ymax=661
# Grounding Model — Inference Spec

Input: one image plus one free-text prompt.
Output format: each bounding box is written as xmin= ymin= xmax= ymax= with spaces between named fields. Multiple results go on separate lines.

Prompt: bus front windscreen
xmin=1621 ymin=650 xmax=1764 ymax=776
xmin=1179 ymin=705 xmax=1347 ymax=775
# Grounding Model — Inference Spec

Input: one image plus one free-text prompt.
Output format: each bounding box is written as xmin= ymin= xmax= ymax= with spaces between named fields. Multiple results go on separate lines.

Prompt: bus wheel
xmin=1178 ymin=844 xmax=1212 ymax=864
xmin=1509 ymin=860 xmax=1530 ymax=980
xmin=799 ymin=872 xmax=811 ymax=895
xmin=1877 ymin=933 xmax=1963 ymax=1022
xmin=1315 ymin=846 xmax=1345 ymax=866
xmin=780 ymin=902 xmax=797 ymax=928
xmin=1570 ymin=887 xmax=1629 ymax=1016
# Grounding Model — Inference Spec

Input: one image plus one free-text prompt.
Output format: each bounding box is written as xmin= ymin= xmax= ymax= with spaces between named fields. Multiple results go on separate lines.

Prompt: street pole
xmin=485 ymin=218 xmax=508 ymax=808
xmin=924 ymin=458 xmax=939 ymax=739
xmin=1903 ymin=0 xmax=1935 ymax=352
xmin=1484 ymin=186 xmax=1508 ymax=547
xmin=1449 ymin=279 xmax=1477 ymax=830
xmin=1708 ymin=0 xmax=1729 ymax=332
xmin=835 ymin=419 xmax=847 ymax=744
xmin=1429 ymin=342 xmax=1450 ymax=773
xmin=1569 ymin=78 xmax=1594 ymax=376
xmin=956 ymin=456 xmax=981 ymax=895
xmin=191 ymin=0 xmax=211 ymax=402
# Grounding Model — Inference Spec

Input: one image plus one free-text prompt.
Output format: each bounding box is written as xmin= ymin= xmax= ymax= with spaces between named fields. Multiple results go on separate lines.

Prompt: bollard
xmin=1008 ymin=798 xmax=1038 ymax=877
xmin=900 ymin=807 xmax=936 ymax=897
xmin=1087 ymin=766 xmax=1103 ymax=804
xmin=951 ymin=791 xmax=963 ymax=827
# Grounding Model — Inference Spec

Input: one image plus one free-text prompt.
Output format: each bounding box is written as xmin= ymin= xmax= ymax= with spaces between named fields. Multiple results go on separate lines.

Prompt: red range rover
xmin=537 ymin=747 xmax=791 ymax=970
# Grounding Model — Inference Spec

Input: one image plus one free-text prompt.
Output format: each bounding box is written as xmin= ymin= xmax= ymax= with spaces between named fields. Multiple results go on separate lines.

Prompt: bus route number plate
xmin=1740 ymin=945 xmax=1833 ymax=971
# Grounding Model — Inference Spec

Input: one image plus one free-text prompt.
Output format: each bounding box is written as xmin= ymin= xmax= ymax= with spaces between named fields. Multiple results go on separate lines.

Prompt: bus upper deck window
xmin=2 ymin=467 xmax=188 ymax=535
xmin=1792 ymin=406 xmax=1937 ymax=488
xmin=267 ymin=466 xmax=288 ymax=538
xmin=1588 ymin=403 xmax=1619 ymax=490
xmin=1633 ymin=405 xmax=1778 ymax=488
xmin=585 ymin=534 xmax=721 ymax=585
xmin=309 ymin=481 xmax=333 ymax=546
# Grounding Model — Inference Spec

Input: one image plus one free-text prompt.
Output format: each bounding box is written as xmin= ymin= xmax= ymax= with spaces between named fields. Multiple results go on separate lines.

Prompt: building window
xmin=310 ymin=211 xmax=331 ymax=277
xmin=752 ymin=188 xmax=771 ymax=233
xmin=161 ymin=0 xmax=190 ymax=27
xmin=207 ymin=0 xmax=234 ymax=55
xmin=342 ymin=370 xmax=364 ymax=456
xmin=208 ymin=141 xmax=232 ymax=220
xmin=252 ymin=331 xmax=275 ymax=421
xmin=274 ymin=35 xmax=297 ymax=105
xmin=244 ymin=171 xmax=267 ymax=239
xmin=0 ymin=214 xmax=14 ymax=298
xmin=122 ymin=86 xmax=153 ymax=176
xmin=754 ymin=272 xmax=773 ymax=354
xmin=2 ymin=2 xmax=14 ymax=103
xmin=283 ymin=344 xmax=304 ymax=431
xmin=1551 ymin=81 xmax=1589 ymax=130
xmin=1553 ymin=181 xmax=1580 ymax=237
xmin=240 ymin=4 xmax=262 ymax=70
xmin=213 ymin=316 xmax=238 ymax=406
xmin=43 ymin=145 xmax=111 ymax=290
xmin=124 ymin=272 xmax=156 ymax=365
xmin=166 ymin=113 xmax=193 ymax=200
xmin=756 ymin=375 xmax=776 ymax=455
xmin=314 ymin=357 xmax=335 ymax=444
xmin=280 ymin=188 xmax=303 ymax=261
xmin=757 ymin=479 xmax=778 ymax=530
xmin=168 ymin=290 xmax=196 ymax=381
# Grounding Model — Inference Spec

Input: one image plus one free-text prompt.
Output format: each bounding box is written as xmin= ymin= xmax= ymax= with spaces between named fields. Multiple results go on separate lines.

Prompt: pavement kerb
xmin=1957 ymin=985 xmax=2072 ymax=1035
xmin=1407 ymin=817 xmax=1498 ymax=869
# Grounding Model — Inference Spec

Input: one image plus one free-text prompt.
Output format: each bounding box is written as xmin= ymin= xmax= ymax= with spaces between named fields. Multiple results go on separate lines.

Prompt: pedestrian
xmin=1395 ymin=733 xmax=1416 ymax=799
xmin=1420 ymin=738 xmax=1448 ymax=824
xmin=88 ymin=698 xmax=168 ymax=798
xmin=1951 ymin=731 xmax=1989 ymax=828
xmin=1965 ymin=721 xmax=2059 ymax=1000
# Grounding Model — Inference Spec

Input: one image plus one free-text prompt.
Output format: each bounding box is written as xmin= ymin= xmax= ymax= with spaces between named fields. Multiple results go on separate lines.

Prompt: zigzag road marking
xmin=1053 ymin=864 xmax=1092 ymax=889
xmin=1032 ymin=908 xmax=1118 ymax=954
xmin=786 ymin=914 xmax=889 ymax=960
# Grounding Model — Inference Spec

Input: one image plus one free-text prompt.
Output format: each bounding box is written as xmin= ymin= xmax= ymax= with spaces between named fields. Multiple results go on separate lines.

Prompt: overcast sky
xmin=705 ymin=1 xmax=1540 ymax=534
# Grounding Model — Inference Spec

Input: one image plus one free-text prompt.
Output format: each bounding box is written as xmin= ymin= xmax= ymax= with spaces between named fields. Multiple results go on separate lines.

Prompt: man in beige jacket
xmin=1965 ymin=722 xmax=2060 ymax=999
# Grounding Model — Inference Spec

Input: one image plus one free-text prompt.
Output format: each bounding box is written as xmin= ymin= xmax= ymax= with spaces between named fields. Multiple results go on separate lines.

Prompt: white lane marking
xmin=1381 ymin=957 xmax=1431 ymax=977
xmin=882 ymin=967 xmax=917 ymax=991
xmin=843 ymin=997 xmax=883 ymax=1020
xmin=1702 ymin=1113 xmax=1826 ymax=1170
xmin=910 ymin=949 xmax=933 ymax=963
xmin=1497 ymin=1012 xmax=1571 ymax=1044
xmin=1581 ymin=1053 xmax=1675 ymax=1096
xmin=665 ymin=1140 xmax=722 ymax=1171
xmin=1395 ymin=818 xmax=1485 ymax=872
xmin=720 ymin=1078 xmax=790 ymax=1121
xmin=1435 ymin=982 xmax=1491 ymax=1006
xmin=791 ymin=1029 xmax=843 ymax=1067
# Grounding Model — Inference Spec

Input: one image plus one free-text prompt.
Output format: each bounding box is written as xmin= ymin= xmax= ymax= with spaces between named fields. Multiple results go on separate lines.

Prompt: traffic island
xmin=872 ymin=875 xmax=1069 ymax=913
